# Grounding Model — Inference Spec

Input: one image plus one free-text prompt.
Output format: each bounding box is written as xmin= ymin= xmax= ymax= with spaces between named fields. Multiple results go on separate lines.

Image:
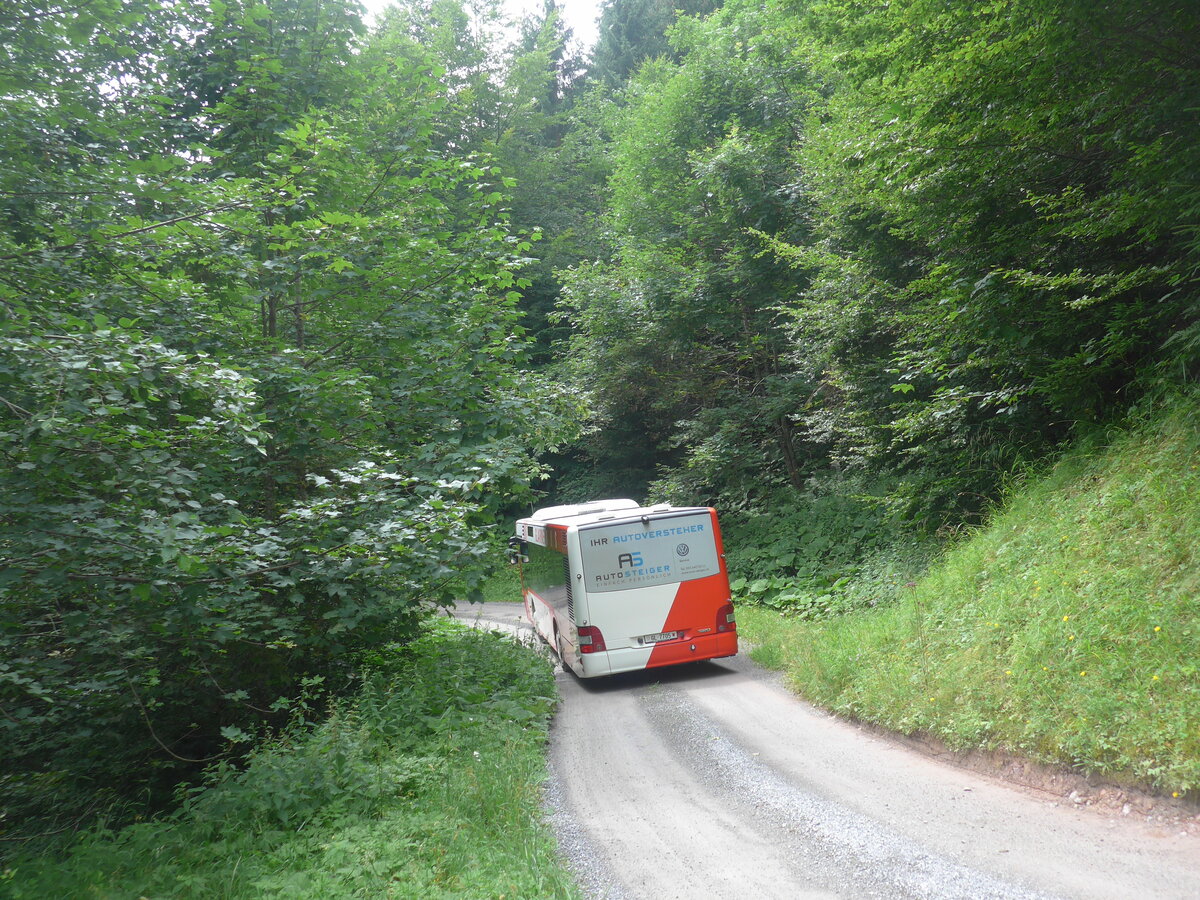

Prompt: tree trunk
xmin=776 ymin=415 xmax=804 ymax=491
xmin=291 ymin=277 xmax=304 ymax=349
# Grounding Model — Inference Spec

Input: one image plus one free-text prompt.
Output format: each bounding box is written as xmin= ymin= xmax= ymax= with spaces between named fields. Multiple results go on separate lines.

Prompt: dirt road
xmin=454 ymin=601 xmax=1200 ymax=899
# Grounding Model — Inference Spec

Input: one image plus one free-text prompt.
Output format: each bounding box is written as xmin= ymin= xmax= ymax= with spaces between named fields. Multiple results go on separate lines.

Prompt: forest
xmin=2 ymin=0 xmax=1197 ymax=866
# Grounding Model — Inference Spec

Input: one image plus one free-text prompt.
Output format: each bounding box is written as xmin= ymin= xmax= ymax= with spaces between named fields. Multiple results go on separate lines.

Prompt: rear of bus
xmin=568 ymin=507 xmax=737 ymax=677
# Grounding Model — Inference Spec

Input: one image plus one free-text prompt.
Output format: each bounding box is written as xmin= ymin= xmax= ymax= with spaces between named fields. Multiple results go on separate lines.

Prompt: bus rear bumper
xmin=574 ymin=633 xmax=737 ymax=677
xmin=646 ymin=631 xmax=738 ymax=669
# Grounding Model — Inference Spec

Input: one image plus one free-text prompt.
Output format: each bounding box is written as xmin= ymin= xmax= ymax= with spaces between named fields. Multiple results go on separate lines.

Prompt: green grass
xmin=739 ymin=396 xmax=1200 ymax=796
xmin=479 ymin=563 xmax=522 ymax=604
xmin=2 ymin=620 xmax=579 ymax=899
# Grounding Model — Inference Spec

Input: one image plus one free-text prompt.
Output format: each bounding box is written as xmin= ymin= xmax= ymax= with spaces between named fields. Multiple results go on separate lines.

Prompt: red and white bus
xmin=512 ymin=499 xmax=737 ymax=677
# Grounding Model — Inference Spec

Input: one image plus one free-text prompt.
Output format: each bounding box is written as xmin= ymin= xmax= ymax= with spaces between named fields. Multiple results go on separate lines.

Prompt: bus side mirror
xmin=507 ymin=536 xmax=526 ymax=566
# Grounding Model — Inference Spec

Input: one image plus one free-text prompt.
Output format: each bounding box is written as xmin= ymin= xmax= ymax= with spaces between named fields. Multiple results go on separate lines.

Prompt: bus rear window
xmin=579 ymin=512 xmax=720 ymax=593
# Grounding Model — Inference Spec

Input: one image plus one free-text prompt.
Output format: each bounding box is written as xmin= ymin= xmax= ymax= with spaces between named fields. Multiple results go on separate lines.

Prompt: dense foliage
xmin=795 ymin=0 xmax=1200 ymax=520
xmin=558 ymin=0 xmax=815 ymax=502
xmin=0 ymin=0 xmax=575 ymax=839
xmin=5 ymin=621 xmax=574 ymax=897
xmin=546 ymin=0 xmax=1198 ymax=601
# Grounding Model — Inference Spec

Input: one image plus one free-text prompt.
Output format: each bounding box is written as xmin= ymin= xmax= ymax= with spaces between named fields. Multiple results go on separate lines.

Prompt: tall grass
xmin=740 ymin=396 xmax=1200 ymax=795
xmin=2 ymin=620 xmax=579 ymax=899
xmin=480 ymin=563 xmax=522 ymax=604
xmin=722 ymin=477 xmax=937 ymax=619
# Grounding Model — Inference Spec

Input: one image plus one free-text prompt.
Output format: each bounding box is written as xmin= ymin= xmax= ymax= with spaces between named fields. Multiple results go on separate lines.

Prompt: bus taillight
xmin=717 ymin=603 xmax=736 ymax=633
xmin=578 ymin=625 xmax=607 ymax=653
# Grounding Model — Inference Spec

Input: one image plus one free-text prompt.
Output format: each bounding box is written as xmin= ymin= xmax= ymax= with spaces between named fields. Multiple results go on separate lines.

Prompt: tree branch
xmin=0 ymin=201 xmax=253 ymax=262
xmin=305 ymin=263 xmax=467 ymax=367
xmin=62 ymin=542 xmax=354 ymax=586
xmin=126 ymin=675 xmax=226 ymax=764
xmin=0 ymin=394 xmax=34 ymax=418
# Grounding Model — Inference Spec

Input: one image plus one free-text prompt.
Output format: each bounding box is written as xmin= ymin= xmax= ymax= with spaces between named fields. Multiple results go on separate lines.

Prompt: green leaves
xmin=0 ymin=0 xmax=578 ymax=842
xmin=555 ymin=0 xmax=816 ymax=502
xmin=750 ymin=0 xmax=1200 ymax=523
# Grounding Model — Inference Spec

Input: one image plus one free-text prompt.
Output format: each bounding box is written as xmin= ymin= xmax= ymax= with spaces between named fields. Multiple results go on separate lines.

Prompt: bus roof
xmin=519 ymin=499 xmax=709 ymax=530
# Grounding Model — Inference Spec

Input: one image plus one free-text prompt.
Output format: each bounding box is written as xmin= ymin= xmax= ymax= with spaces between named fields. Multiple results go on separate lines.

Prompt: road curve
xmin=453 ymin=601 xmax=1200 ymax=900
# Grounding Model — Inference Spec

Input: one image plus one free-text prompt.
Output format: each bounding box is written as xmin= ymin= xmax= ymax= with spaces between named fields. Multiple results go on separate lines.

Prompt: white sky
xmin=361 ymin=0 xmax=604 ymax=50
xmin=508 ymin=0 xmax=603 ymax=48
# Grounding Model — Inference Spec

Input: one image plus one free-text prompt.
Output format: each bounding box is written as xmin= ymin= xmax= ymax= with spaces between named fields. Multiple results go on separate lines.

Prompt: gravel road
xmin=453 ymin=601 xmax=1200 ymax=900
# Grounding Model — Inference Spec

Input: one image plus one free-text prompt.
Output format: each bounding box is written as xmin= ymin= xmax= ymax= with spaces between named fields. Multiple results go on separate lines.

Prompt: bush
xmin=722 ymin=476 xmax=935 ymax=620
xmin=3 ymin=620 xmax=576 ymax=899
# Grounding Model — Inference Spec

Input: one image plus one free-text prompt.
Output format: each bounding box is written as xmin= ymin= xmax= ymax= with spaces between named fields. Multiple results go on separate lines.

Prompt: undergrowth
xmin=2 ymin=619 xmax=578 ymax=899
xmin=479 ymin=563 xmax=522 ymax=604
xmin=723 ymin=479 xmax=935 ymax=620
xmin=739 ymin=394 xmax=1200 ymax=795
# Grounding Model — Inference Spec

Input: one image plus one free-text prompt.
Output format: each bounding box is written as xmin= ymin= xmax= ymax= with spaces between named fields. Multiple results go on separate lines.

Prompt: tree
xmin=556 ymin=0 xmax=816 ymax=504
xmin=0 ymin=0 xmax=575 ymax=837
xmin=787 ymin=0 xmax=1200 ymax=521
xmin=590 ymin=0 xmax=720 ymax=86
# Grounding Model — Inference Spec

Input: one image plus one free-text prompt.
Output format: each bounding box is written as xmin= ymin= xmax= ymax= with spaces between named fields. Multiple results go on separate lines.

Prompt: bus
xmin=511 ymin=499 xmax=737 ymax=677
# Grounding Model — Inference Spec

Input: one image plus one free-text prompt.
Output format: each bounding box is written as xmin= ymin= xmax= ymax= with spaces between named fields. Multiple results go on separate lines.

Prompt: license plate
xmin=642 ymin=630 xmax=679 ymax=645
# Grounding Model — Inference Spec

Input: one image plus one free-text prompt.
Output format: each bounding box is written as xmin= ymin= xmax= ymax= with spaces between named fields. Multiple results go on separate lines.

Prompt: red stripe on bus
xmin=645 ymin=631 xmax=738 ymax=668
xmin=646 ymin=573 xmax=737 ymax=668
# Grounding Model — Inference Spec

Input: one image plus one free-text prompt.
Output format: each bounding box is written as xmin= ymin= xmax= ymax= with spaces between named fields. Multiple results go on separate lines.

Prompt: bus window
xmin=579 ymin=512 xmax=720 ymax=593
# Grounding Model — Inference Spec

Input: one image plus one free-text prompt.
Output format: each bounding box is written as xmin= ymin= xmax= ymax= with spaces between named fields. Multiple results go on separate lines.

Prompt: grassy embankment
xmin=739 ymin=397 xmax=1200 ymax=796
xmin=2 ymin=620 xmax=578 ymax=899
xmin=480 ymin=564 xmax=523 ymax=604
